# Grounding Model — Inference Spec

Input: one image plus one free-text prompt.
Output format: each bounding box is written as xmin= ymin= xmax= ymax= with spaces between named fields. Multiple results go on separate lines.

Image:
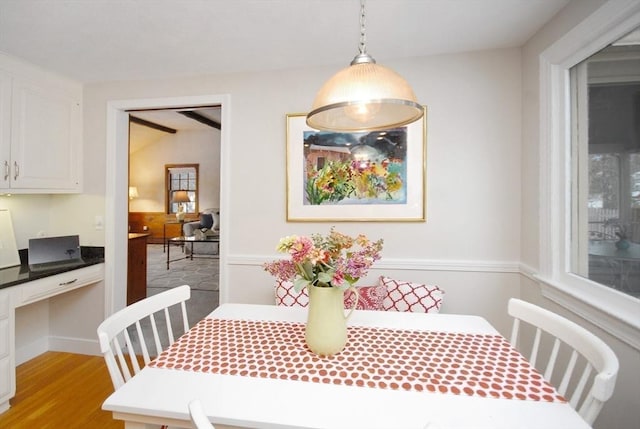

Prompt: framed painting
xmin=286 ymin=108 xmax=427 ymax=222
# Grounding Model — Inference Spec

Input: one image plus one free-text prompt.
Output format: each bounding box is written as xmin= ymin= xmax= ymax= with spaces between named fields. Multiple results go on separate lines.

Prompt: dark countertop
xmin=0 ymin=246 xmax=104 ymax=290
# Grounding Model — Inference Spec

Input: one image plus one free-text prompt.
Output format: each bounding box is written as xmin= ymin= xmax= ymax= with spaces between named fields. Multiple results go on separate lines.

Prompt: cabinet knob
xmin=3 ymin=161 xmax=7 ymax=181
xmin=13 ymin=161 xmax=18 ymax=180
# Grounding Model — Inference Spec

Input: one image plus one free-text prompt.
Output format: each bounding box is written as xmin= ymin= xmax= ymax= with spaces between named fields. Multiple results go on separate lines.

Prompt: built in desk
xmin=0 ymin=247 xmax=104 ymax=414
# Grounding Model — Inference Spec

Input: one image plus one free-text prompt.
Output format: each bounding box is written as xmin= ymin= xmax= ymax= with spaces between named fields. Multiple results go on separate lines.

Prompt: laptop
xmin=28 ymin=235 xmax=85 ymax=272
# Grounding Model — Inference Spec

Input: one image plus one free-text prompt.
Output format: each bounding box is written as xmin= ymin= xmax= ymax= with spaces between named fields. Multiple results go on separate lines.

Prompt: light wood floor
xmin=0 ymin=351 xmax=122 ymax=429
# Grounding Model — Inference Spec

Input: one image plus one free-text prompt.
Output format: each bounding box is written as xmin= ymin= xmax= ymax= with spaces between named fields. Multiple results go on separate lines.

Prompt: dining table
xmin=102 ymin=303 xmax=590 ymax=429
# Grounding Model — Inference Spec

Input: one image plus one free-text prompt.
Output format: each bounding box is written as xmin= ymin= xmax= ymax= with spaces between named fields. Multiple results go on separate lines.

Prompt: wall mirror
xmin=166 ymin=164 xmax=199 ymax=215
xmin=570 ymin=26 xmax=640 ymax=298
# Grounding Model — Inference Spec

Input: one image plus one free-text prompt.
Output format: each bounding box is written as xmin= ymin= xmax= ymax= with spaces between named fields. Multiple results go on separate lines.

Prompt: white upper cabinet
xmin=0 ymin=71 xmax=10 ymax=188
xmin=0 ymin=55 xmax=82 ymax=193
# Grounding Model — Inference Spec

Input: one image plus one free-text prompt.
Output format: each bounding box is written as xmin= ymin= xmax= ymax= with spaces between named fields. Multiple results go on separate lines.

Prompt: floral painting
xmin=286 ymin=111 xmax=426 ymax=222
xmin=303 ymin=128 xmax=407 ymax=206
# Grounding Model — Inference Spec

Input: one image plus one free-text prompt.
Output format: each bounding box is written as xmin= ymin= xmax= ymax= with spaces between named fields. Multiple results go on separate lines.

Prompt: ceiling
xmin=0 ymin=0 xmax=571 ymax=150
xmin=131 ymin=108 xmax=221 ymax=131
xmin=129 ymin=107 xmax=221 ymax=152
xmin=0 ymin=0 xmax=570 ymax=84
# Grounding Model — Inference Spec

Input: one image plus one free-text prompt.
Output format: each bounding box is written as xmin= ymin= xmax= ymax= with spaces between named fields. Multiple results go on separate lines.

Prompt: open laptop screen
xmin=28 ymin=235 xmax=84 ymax=271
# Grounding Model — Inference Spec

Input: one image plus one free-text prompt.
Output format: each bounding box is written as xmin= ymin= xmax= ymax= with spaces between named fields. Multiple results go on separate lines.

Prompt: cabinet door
xmin=0 ymin=71 xmax=10 ymax=191
xmin=10 ymin=78 xmax=81 ymax=190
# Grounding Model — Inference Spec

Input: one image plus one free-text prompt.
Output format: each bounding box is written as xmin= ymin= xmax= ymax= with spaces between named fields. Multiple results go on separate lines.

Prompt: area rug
xmin=147 ymin=243 xmax=219 ymax=323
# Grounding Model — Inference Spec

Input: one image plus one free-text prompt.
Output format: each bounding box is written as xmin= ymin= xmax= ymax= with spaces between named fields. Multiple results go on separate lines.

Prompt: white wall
xmin=0 ymin=195 xmax=53 ymax=249
xmin=1 ymin=47 xmax=524 ymax=351
xmin=129 ymin=128 xmax=220 ymax=213
xmin=80 ymin=47 xmax=523 ymax=335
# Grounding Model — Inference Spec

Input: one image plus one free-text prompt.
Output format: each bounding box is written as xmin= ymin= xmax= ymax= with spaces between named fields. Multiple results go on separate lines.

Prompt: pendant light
xmin=306 ymin=0 xmax=423 ymax=132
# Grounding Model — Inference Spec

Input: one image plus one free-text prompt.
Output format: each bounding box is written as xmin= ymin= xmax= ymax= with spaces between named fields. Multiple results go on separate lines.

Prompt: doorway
xmin=105 ymin=94 xmax=230 ymax=316
xmin=128 ymin=108 xmax=221 ymax=242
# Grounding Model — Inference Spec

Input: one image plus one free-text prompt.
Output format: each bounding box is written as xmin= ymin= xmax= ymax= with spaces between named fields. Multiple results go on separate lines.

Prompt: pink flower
xmin=288 ymin=236 xmax=314 ymax=263
xmin=264 ymin=228 xmax=384 ymax=291
xmin=330 ymin=270 xmax=345 ymax=287
xmin=262 ymin=259 xmax=297 ymax=282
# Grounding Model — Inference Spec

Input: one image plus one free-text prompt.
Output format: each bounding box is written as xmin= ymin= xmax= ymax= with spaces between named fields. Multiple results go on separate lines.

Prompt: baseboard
xmin=49 ymin=335 xmax=101 ymax=356
xmin=16 ymin=336 xmax=101 ymax=365
xmin=15 ymin=337 xmax=49 ymax=365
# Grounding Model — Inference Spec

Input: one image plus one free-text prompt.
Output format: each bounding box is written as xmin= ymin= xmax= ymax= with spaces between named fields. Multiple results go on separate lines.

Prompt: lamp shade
xmin=172 ymin=190 xmax=190 ymax=203
xmin=306 ymin=57 xmax=423 ymax=132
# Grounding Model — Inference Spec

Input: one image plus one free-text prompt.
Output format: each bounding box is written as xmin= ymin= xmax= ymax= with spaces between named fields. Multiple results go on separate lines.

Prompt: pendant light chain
xmin=359 ymin=0 xmax=367 ymax=55
xmin=306 ymin=0 xmax=423 ymax=131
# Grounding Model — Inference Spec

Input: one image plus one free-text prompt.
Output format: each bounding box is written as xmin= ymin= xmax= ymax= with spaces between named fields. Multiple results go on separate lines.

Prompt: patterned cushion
xmin=344 ymin=285 xmax=386 ymax=311
xmin=274 ymin=280 xmax=309 ymax=307
xmin=379 ymin=276 xmax=443 ymax=313
xmin=274 ymin=281 xmax=386 ymax=311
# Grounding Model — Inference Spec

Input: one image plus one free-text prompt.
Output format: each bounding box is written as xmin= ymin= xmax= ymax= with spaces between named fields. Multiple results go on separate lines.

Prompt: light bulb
xmin=343 ymin=102 xmax=382 ymax=124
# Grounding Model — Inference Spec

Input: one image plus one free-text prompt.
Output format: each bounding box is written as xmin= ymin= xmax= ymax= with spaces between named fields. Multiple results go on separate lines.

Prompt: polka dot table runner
xmin=149 ymin=318 xmax=565 ymax=403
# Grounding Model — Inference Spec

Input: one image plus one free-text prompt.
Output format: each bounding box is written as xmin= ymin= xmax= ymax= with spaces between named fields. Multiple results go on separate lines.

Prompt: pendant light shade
xmin=306 ymin=54 xmax=423 ymax=132
xmin=306 ymin=1 xmax=423 ymax=132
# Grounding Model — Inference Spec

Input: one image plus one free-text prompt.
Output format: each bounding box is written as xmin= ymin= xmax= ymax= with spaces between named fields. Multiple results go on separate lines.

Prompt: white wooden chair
xmin=97 ymin=285 xmax=191 ymax=390
xmin=188 ymin=399 xmax=216 ymax=429
xmin=508 ymin=298 xmax=619 ymax=425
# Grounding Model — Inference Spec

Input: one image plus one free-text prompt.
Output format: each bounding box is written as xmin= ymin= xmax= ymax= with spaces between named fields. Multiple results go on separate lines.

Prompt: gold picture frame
xmin=286 ymin=108 xmax=427 ymax=222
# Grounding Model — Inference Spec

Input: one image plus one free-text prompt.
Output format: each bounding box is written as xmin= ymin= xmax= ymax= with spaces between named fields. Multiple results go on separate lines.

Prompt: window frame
xmin=165 ymin=163 xmax=199 ymax=215
xmin=538 ymin=1 xmax=640 ymax=350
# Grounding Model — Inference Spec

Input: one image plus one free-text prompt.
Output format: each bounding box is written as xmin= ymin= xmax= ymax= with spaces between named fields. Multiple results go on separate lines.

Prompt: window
xmin=570 ymin=39 xmax=640 ymax=299
xmin=166 ymin=164 xmax=199 ymax=214
xmin=539 ymin=4 xmax=640 ymax=347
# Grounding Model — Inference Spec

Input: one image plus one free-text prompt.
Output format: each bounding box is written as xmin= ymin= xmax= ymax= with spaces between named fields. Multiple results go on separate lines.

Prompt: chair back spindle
xmin=508 ymin=299 xmax=618 ymax=426
xmin=97 ymin=285 xmax=192 ymax=390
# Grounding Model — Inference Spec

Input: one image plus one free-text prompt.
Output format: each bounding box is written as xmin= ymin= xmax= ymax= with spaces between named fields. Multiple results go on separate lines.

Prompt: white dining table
xmin=102 ymin=303 xmax=590 ymax=429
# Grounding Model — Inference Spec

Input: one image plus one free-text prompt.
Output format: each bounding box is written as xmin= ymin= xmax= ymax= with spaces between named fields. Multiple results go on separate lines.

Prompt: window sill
xmin=535 ymin=273 xmax=640 ymax=350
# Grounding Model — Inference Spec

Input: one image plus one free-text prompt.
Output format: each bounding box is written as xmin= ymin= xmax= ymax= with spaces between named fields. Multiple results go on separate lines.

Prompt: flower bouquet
xmin=263 ymin=228 xmax=384 ymax=292
xmin=264 ymin=228 xmax=383 ymax=356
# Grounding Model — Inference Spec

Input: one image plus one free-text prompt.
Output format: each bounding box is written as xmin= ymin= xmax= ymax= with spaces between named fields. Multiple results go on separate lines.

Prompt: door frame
xmin=105 ymin=94 xmax=230 ymax=315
